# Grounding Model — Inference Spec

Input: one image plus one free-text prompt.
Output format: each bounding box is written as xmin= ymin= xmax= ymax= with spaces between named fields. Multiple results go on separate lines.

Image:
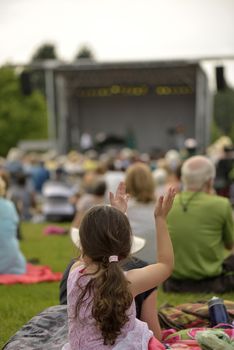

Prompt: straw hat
xmin=70 ymin=228 xmax=145 ymax=255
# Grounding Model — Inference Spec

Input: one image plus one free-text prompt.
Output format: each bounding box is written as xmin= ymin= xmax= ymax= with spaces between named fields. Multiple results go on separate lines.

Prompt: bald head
xmin=181 ymin=156 xmax=216 ymax=191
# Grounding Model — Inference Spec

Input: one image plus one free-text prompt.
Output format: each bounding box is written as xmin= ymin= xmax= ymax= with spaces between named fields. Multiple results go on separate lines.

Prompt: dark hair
xmin=15 ymin=172 xmax=27 ymax=186
xmin=89 ymin=179 xmax=107 ymax=196
xmin=76 ymin=205 xmax=133 ymax=345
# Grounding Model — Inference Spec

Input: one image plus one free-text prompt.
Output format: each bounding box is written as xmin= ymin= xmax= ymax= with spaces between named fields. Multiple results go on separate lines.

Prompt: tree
xmin=210 ymin=120 xmax=223 ymax=144
xmin=30 ymin=43 xmax=58 ymax=95
xmin=31 ymin=43 xmax=58 ymax=61
xmin=0 ymin=66 xmax=48 ymax=156
xmin=75 ymin=45 xmax=94 ymax=60
xmin=214 ymin=88 xmax=234 ymax=142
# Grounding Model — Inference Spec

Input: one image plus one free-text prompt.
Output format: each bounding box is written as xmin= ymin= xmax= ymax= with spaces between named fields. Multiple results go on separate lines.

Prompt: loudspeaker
xmin=216 ymin=66 xmax=226 ymax=91
xmin=20 ymin=71 xmax=32 ymax=95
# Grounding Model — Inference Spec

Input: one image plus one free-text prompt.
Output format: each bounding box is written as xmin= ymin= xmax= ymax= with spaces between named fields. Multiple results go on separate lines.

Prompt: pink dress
xmin=62 ymin=265 xmax=156 ymax=350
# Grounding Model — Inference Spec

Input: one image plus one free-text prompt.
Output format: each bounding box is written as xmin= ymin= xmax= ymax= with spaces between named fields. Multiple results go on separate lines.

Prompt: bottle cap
xmin=208 ymin=296 xmax=223 ymax=307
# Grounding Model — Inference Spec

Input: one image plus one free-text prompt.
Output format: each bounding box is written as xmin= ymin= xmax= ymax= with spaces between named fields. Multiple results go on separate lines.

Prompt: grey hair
xmin=181 ymin=156 xmax=216 ymax=191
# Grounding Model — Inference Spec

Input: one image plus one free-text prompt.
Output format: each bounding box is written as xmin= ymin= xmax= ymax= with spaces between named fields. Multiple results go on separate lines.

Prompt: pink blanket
xmin=0 ymin=263 xmax=62 ymax=284
xmin=162 ymin=327 xmax=234 ymax=349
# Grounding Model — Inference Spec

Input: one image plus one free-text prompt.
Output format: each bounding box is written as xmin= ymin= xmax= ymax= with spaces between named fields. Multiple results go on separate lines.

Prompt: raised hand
xmin=154 ymin=187 xmax=176 ymax=218
xmin=109 ymin=181 xmax=129 ymax=214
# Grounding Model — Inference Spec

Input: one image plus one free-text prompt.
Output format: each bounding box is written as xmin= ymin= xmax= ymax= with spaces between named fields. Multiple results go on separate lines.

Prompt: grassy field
xmin=1 ymin=222 xmax=234 ymax=348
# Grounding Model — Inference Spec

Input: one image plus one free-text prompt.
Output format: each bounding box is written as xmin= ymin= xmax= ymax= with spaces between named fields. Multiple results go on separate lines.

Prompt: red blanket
xmin=0 ymin=264 xmax=62 ymax=285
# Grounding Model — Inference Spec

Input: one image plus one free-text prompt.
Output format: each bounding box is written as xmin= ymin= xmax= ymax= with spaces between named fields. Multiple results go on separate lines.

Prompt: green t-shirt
xmin=167 ymin=192 xmax=234 ymax=280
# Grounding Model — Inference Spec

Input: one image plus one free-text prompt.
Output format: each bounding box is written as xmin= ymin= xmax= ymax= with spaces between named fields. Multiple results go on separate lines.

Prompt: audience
xmin=0 ymin=176 xmax=26 ymax=274
xmin=164 ymin=155 xmax=234 ymax=293
xmin=1 ymin=144 xmax=234 ymax=347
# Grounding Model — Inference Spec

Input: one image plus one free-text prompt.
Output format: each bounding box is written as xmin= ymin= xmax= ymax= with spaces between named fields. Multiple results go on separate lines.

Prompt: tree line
xmin=0 ymin=44 xmax=94 ymax=156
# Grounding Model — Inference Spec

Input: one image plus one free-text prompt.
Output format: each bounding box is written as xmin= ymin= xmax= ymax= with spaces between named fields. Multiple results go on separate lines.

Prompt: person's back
xmin=8 ymin=173 xmax=35 ymax=220
xmin=0 ymin=195 xmax=26 ymax=274
xmin=125 ymin=163 xmax=156 ymax=263
xmin=64 ymin=265 xmax=152 ymax=350
xmin=127 ymin=199 xmax=156 ymax=263
xmin=164 ymin=155 xmax=234 ymax=293
xmin=167 ymin=192 xmax=233 ymax=280
xmin=31 ymin=162 xmax=50 ymax=193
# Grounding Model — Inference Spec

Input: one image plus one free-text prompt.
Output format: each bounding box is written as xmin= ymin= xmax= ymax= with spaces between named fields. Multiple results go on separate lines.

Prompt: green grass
xmin=1 ymin=222 xmax=234 ymax=348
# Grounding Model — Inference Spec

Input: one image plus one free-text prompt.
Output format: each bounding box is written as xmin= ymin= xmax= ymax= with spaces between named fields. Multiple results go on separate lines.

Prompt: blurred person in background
xmin=125 ymin=162 xmax=156 ymax=264
xmin=41 ymin=167 xmax=76 ymax=222
xmin=72 ymin=177 xmax=107 ymax=228
xmin=174 ymin=124 xmax=186 ymax=152
xmin=103 ymin=156 xmax=125 ymax=201
xmin=0 ymin=167 xmax=23 ymax=238
xmin=30 ymin=159 xmax=50 ymax=194
xmin=164 ymin=150 xmax=182 ymax=193
xmin=153 ymin=168 xmax=168 ymax=198
xmin=80 ymin=131 xmax=93 ymax=152
xmin=5 ymin=148 xmax=24 ymax=179
xmin=0 ymin=176 xmax=26 ymax=274
xmin=0 ymin=167 xmax=10 ymax=196
xmin=8 ymin=171 xmax=36 ymax=221
xmin=215 ymin=145 xmax=234 ymax=199
xmin=164 ymin=155 xmax=234 ymax=293
xmin=182 ymin=138 xmax=198 ymax=159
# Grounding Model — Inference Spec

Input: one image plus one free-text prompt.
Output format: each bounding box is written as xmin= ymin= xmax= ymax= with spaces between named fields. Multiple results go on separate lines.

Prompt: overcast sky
xmin=1 ymin=0 xmax=234 ymax=86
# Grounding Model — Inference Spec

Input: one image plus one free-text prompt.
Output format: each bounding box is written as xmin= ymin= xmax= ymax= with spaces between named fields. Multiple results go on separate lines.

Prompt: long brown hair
xmin=76 ymin=205 xmax=133 ymax=345
xmin=125 ymin=162 xmax=155 ymax=203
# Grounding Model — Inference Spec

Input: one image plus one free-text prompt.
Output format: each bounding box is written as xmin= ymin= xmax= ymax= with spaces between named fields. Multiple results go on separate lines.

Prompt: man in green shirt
xmin=164 ymin=155 xmax=234 ymax=292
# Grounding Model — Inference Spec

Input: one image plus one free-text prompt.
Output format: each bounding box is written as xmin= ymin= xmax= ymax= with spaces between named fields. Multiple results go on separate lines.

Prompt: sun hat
xmin=70 ymin=227 xmax=146 ymax=255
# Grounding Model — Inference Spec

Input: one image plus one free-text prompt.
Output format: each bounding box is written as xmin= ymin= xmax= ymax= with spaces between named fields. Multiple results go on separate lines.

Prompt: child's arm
xmin=127 ymin=187 xmax=176 ymax=296
xmin=140 ymin=290 xmax=162 ymax=340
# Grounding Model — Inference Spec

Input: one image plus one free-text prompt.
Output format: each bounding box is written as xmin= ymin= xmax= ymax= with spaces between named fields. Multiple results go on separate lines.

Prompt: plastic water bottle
xmin=208 ymin=296 xmax=230 ymax=327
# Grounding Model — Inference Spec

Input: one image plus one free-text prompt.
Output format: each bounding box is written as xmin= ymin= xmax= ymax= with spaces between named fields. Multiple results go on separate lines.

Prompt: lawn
xmin=1 ymin=222 xmax=234 ymax=348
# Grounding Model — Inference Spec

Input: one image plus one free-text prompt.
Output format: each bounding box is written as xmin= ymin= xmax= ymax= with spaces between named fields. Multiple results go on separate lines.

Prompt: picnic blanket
xmin=3 ymin=305 xmax=68 ymax=350
xmin=0 ymin=263 xmax=62 ymax=285
xmin=159 ymin=301 xmax=234 ymax=349
xmin=158 ymin=300 xmax=234 ymax=330
xmin=3 ymin=301 xmax=234 ymax=349
xmin=162 ymin=327 xmax=234 ymax=349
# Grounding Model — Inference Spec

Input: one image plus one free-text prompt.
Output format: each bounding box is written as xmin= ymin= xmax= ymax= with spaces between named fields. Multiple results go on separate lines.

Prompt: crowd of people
xmin=0 ymin=136 xmax=234 ymax=349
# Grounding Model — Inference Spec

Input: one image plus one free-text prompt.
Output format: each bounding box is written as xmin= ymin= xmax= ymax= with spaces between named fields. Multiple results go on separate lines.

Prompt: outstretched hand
xmin=109 ymin=181 xmax=129 ymax=214
xmin=154 ymin=187 xmax=176 ymax=218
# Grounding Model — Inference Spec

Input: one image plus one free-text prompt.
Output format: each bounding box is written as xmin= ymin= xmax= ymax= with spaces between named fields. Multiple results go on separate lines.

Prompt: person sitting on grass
xmin=164 ymin=155 xmax=234 ymax=293
xmin=125 ymin=162 xmax=157 ymax=264
xmin=60 ymin=184 xmax=162 ymax=341
xmin=0 ymin=176 xmax=26 ymax=274
xmin=62 ymin=185 xmax=176 ymax=350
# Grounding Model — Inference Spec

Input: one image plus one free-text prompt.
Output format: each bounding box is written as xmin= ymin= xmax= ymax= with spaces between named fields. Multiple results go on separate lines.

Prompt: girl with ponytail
xmin=63 ymin=182 xmax=175 ymax=350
